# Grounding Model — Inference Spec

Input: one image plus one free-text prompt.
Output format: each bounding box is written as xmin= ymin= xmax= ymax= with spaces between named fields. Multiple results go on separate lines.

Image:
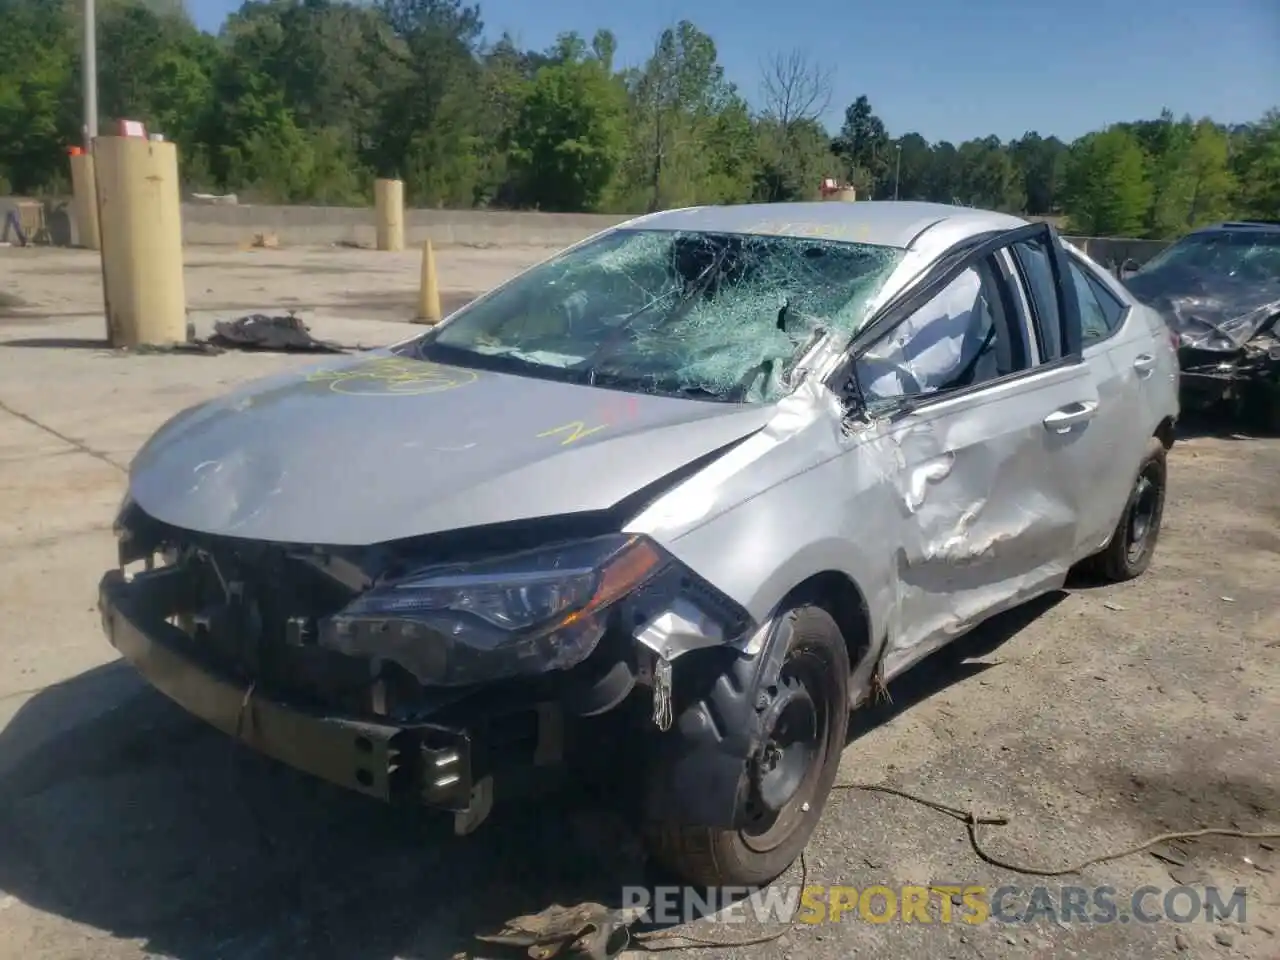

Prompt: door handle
xmin=1043 ymin=400 xmax=1099 ymax=433
xmin=1133 ymin=353 xmax=1157 ymax=375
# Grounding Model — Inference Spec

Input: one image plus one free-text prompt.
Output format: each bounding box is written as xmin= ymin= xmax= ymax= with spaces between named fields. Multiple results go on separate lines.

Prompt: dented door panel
xmin=628 ymin=359 xmax=1098 ymax=683
xmin=861 ymin=361 xmax=1098 ymax=673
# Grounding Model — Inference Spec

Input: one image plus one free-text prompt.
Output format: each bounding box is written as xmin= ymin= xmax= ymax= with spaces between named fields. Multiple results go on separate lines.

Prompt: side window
xmin=1068 ymin=258 xmax=1128 ymax=345
xmin=855 ymin=255 xmax=1028 ymax=401
xmin=1010 ymin=239 xmax=1063 ymax=361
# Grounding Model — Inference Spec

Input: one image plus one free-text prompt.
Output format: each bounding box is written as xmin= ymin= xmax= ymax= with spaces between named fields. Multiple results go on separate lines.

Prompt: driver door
xmin=844 ymin=223 xmax=1098 ymax=670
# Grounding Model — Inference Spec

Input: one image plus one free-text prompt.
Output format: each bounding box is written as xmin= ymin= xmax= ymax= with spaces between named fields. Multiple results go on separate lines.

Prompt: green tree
xmin=955 ymin=136 xmax=1024 ymax=212
xmin=884 ymin=133 xmax=934 ymax=202
xmin=0 ymin=0 xmax=1274 ymax=227
xmin=371 ymin=0 xmax=486 ymax=205
xmin=1008 ymin=132 xmax=1068 ymax=215
xmin=1180 ymin=119 xmax=1236 ymax=229
xmin=0 ymin=0 xmax=76 ymax=194
xmin=507 ymin=51 xmax=626 ymax=211
xmin=1061 ymin=127 xmax=1153 ymax=236
xmin=832 ymin=95 xmax=889 ymax=195
xmin=753 ymin=117 xmax=828 ymax=202
xmin=1232 ymin=110 xmax=1280 ymax=219
xmin=619 ymin=21 xmax=744 ymax=211
xmin=753 ymin=49 xmax=833 ymax=202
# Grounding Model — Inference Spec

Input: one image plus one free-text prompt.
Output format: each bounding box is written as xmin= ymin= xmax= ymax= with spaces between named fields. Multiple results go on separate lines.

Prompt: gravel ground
xmin=0 ymin=245 xmax=1276 ymax=960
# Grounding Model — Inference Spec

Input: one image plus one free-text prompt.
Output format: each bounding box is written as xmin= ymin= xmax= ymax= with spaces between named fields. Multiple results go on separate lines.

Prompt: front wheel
xmin=643 ymin=605 xmax=850 ymax=888
xmin=1084 ymin=436 xmax=1168 ymax=582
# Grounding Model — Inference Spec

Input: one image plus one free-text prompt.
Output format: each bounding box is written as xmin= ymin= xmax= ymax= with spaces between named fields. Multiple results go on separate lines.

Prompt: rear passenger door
xmin=843 ymin=223 xmax=1099 ymax=667
xmin=1065 ymin=249 xmax=1156 ymax=553
xmin=1008 ymin=237 xmax=1152 ymax=556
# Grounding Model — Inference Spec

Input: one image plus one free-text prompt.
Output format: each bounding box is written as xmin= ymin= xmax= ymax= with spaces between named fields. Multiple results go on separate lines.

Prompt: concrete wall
xmin=176 ymin=201 xmax=635 ymax=248
xmin=1068 ymin=236 xmax=1171 ymax=270
xmin=1 ymin=194 xmax=629 ymax=249
xmin=2 ymin=195 xmax=1170 ymax=267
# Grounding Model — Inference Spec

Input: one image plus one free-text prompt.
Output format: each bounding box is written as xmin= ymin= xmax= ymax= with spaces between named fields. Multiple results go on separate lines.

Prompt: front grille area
xmin=168 ymin=541 xmax=385 ymax=712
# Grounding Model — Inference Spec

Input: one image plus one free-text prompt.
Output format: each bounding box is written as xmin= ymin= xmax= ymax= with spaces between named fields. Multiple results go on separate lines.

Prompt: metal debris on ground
xmin=111 ymin=314 xmax=361 ymax=357
xmin=473 ymin=902 xmax=633 ymax=959
xmin=206 ymin=313 xmax=353 ymax=353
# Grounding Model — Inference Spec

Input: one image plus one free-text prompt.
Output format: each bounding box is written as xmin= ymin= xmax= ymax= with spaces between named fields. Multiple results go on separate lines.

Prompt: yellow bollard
xmin=69 ymin=151 xmax=101 ymax=250
xmin=93 ymin=136 xmax=188 ymax=348
xmin=374 ymin=178 xmax=405 ymax=251
xmin=415 ymin=238 xmax=442 ymax=324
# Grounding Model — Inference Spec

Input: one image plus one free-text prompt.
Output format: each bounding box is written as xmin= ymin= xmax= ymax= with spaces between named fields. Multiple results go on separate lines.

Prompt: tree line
xmin=2 ymin=0 xmax=1277 ymax=239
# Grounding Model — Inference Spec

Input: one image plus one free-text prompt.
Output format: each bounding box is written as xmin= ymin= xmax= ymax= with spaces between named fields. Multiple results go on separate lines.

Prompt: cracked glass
xmin=416 ymin=228 xmax=903 ymax=403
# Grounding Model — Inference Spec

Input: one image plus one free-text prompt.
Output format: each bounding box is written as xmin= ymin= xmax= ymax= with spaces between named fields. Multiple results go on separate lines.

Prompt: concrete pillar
xmin=69 ymin=151 xmax=101 ymax=250
xmin=374 ymin=178 xmax=405 ymax=251
xmin=93 ymin=136 xmax=188 ymax=347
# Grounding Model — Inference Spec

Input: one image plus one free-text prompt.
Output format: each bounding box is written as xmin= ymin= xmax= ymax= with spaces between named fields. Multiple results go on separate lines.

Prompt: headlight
xmin=318 ymin=534 xmax=668 ymax=687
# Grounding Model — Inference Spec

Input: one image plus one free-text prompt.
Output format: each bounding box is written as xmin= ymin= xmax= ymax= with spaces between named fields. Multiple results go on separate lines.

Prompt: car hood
xmin=127 ymin=350 xmax=776 ymax=545
xmin=1122 ymin=267 xmax=1280 ymax=351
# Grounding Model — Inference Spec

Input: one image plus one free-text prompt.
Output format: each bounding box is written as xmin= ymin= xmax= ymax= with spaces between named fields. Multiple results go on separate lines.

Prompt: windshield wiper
xmin=668 ymin=384 xmax=738 ymax=402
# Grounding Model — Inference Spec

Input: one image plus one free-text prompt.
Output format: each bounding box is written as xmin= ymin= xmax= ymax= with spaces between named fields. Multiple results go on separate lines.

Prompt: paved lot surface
xmin=1 ymin=244 xmax=552 ymax=328
xmin=0 ymin=245 xmax=1277 ymax=960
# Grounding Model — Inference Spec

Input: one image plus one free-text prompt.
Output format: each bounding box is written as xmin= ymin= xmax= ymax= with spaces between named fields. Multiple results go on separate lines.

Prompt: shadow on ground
xmin=1175 ymin=410 xmax=1278 ymax=442
xmin=0 ymin=672 xmax=656 ymax=959
xmin=0 ymin=599 xmax=1060 ymax=960
xmin=0 ymin=337 xmax=112 ymax=350
xmin=848 ymin=591 xmax=1065 ymax=741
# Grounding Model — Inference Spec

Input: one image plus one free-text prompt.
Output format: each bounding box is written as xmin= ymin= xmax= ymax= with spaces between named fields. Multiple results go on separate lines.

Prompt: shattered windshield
xmin=415 ymin=228 xmax=902 ymax=403
xmin=1136 ymin=230 xmax=1280 ymax=282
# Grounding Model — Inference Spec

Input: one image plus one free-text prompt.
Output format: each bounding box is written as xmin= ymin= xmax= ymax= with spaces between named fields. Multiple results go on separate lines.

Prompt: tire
xmin=644 ymin=605 xmax=851 ymax=888
xmin=1085 ymin=436 xmax=1168 ymax=582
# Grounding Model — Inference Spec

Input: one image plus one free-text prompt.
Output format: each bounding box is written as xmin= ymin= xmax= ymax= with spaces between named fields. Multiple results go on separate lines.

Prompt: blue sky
xmin=187 ymin=0 xmax=1278 ymax=144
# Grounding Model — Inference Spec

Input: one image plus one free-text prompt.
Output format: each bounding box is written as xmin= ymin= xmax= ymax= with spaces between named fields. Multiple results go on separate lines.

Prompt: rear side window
xmin=1010 ymin=239 xmax=1063 ymax=361
xmin=1069 ymin=258 xmax=1128 ymax=345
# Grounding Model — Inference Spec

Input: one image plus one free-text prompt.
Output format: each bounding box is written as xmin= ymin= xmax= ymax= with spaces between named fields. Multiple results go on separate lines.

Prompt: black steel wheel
xmin=645 ymin=605 xmax=850 ymax=888
xmin=1086 ymin=436 xmax=1168 ymax=582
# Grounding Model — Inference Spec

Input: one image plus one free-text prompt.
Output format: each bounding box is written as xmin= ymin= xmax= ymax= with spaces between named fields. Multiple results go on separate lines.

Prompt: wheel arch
xmin=773 ymin=569 xmax=875 ymax=673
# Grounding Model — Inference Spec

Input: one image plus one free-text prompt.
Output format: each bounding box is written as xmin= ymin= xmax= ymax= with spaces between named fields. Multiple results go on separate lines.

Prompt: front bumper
xmin=97 ymin=567 xmax=480 ymax=812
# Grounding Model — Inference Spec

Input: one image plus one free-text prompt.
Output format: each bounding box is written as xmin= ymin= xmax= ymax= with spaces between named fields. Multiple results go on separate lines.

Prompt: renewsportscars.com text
xmin=621 ymin=884 xmax=1249 ymax=926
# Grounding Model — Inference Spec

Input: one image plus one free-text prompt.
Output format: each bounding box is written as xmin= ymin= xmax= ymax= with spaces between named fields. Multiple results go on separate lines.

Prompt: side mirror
xmin=1117 ymin=258 xmax=1140 ymax=279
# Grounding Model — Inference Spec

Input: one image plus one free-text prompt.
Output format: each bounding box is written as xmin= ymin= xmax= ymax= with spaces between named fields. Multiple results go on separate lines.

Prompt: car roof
xmin=1187 ymin=219 xmax=1280 ymax=236
xmin=620 ymin=201 xmax=1029 ymax=251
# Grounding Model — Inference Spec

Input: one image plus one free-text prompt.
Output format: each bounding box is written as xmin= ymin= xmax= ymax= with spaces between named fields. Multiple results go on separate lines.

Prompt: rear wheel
xmin=644 ymin=606 xmax=850 ymax=888
xmin=1084 ymin=437 xmax=1167 ymax=582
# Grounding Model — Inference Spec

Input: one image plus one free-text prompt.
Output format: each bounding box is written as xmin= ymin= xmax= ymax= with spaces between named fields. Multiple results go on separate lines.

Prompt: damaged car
xmin=100 ymin=201 xmax=1180 ymax=888
xmin=1120 ymin=219 xmax=1280 ymax=430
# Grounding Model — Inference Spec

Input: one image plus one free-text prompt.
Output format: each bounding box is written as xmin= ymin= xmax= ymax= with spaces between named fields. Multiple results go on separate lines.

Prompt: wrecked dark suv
xmin=99 ymin=201 xmax=1180 ymax=888
xmin=1121 ymin=220 xmax=1280 ymax=430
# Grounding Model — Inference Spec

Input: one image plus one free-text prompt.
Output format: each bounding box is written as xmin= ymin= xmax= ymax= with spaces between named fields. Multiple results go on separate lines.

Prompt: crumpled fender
xmin=641 ymin=613 xmax=795 ymax=829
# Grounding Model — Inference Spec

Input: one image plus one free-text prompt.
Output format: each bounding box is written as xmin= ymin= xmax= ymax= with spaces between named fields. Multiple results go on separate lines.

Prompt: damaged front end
xmin=1178 ymin=329 xmax=1280 ymax=424
xmin=1121 ymin=229 xmax=1280 ymax=428
xmin=1168 ymin=303 xmax=1280 ymax=427
xmin=99 ymin=496 xmax=760 ymax=833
